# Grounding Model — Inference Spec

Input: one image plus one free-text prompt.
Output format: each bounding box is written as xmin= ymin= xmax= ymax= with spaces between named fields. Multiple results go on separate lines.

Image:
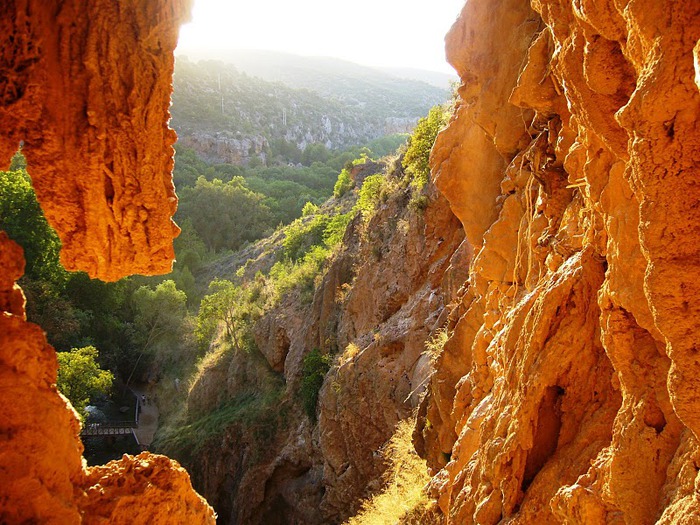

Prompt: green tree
xmin=402 ymin=105 xmax=449 ymax=188
xmin=301 ymin=143 xmax=330 ymax=166
xmin=132 ymin=280 xmax=188 ymax=353
xmin=0 ymin=168 xmax=67 ymax=287
xmin=127 ymin=280 xmax=188 ymax=385
xmin=177 ymin=176 xmax=272 ymax=252
xmin=196 ymin=279 xmax=263 ymax=352
xmin=57 ymin=346 xmax=114 ymax=418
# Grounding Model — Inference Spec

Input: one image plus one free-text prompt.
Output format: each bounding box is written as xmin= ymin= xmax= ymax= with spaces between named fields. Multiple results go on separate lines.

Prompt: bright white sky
xmin=176 ymin=0 xmax=465 ymax=74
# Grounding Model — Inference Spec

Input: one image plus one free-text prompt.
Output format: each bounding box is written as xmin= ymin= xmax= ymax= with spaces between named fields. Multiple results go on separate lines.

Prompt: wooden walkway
xmin=81 ymin=422 xmax=136 ymax=437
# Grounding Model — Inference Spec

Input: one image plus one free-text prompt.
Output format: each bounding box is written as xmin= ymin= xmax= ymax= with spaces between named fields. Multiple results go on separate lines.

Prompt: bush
xmin=283 ymin=215 xmax=329 ymax=261
xmin=300 ymin=348 xmax=332 ymax=421
xmin=346 ymin=420 xmax=433 ymax=524
xmin=354 ymin=174 xmax=385 ymax=221
xmin=402 ymin=105 xmax=449 ymax=188
xmin=333 ymin=169 xmax=354 ymax=198
xmin=155 ymin=388 xmax=283 ymax=463
xmin=323 ymin=212 xmax=352 ymax=248
xmin=269 ymin=245 xmax=329 ymax=304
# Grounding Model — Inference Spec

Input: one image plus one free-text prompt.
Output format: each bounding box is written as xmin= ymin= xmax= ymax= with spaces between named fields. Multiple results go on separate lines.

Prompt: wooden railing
xmin=81 ymin=421 xmax=135 ymax=437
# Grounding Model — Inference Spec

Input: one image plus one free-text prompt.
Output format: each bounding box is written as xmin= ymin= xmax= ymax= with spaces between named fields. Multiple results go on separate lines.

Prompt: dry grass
xmin=338 ymin=342 xmax=361 ymax=366
xmin=425 ymin=328 xmax=449 ymax=362
xmin=345 ymin=419 xmax=438 ymax=525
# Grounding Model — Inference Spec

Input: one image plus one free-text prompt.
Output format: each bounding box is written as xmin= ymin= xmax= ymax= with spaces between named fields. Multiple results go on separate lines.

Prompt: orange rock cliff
xmin=0 ymin=0 xmax=214 ymax=522
xmin=419 ymin=0 xmax=700 ymax=522
xmin=2 ymin=0 xmax=700 ymax=524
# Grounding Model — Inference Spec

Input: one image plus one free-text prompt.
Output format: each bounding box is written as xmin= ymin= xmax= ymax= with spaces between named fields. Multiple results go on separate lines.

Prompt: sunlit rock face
xmin=0 ymin=1 xmax=214 ymax=522
xmin=420 ymin=0 xmax=700 ymax=522
xmin=0 ymin=0 xmax=184 ymax=282
xmin=182 ymin=176 xmax=466 ymax=524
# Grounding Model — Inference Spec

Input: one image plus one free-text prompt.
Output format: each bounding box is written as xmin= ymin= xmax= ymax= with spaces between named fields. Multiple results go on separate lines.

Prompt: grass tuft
xmin=345 ymin=419 xmax=437 ymax=525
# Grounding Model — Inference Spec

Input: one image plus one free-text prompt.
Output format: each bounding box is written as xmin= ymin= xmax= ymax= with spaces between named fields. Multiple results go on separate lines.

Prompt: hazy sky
xmin=176 ymin=0 xmax=465 ymax=74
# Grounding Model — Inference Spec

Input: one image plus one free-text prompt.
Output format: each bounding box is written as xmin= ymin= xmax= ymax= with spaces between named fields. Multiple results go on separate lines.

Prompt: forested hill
xmin=178 ymin=50 xmax=451 ymax=108
xmin=170 ymin=55 xmax=448 ymax=165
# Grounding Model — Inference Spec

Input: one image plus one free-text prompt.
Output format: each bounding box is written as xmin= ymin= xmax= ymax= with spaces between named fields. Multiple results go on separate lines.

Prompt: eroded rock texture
xmin=0 ymin=0 xmax=184 ymax=281
xmin=419 ymin=0 xmax=700 ymax=522
xmin=0 ymin=1 xmax=214 ymax=523
xmin=181 ymin=170 xmax=465 ymax=524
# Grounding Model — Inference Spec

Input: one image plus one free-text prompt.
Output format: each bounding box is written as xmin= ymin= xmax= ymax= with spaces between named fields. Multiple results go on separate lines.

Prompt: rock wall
xmin=180 ymin=164 xmax=465 ymax=524
xmin=419 ymin=0 xmax=700 ymax=522
xmin=0 ymin=1 xmax=214 ymax=522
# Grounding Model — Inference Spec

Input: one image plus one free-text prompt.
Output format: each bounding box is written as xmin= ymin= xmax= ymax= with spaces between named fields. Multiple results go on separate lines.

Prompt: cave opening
xmin=521 ymin=385 xmax=564 ymax=492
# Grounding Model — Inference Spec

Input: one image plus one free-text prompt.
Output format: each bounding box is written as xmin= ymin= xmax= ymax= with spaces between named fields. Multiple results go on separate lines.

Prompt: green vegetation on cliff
xmin=0 ymin=99 xmax=448 ymax=519
xmin=56 ymin=346 xmax=114 ymax=419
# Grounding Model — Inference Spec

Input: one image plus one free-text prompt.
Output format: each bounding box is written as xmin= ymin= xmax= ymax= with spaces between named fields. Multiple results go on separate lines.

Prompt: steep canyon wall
xmin=2 ymin=0 xmax=700 ymax=524
xmin=0 ymin=1 xmax=214 ymax=522
xmin=180 ymin=168 xmax=465 ymax=524
xmin=419 ymin=0 xmax=700 ymax=522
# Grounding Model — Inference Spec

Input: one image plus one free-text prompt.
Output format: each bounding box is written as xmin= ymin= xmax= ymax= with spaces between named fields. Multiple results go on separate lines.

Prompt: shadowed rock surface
xmin=0 ymin=1 xmax=214 ymax=523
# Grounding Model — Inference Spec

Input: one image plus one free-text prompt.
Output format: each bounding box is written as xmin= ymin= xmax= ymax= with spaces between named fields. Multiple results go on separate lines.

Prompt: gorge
xmin=1 ymin=0 xmax=700 ymax=524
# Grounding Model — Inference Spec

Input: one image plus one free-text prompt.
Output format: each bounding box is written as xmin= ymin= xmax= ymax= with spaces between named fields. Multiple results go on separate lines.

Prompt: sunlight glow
xmin=176 ymin=0 xmax=465 ymax=73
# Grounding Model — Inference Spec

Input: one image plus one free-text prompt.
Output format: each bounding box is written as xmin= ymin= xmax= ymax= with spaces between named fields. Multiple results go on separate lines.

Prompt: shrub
xmin=425 ymin=327 xmax=449 ymax=361
xmin=302 ymin=201 xmax=319 ymax=216
xmin=333 ymin=169 xmax=354 ymax=198
xmin=354 ymin=174 xmax=385 ymax=221
xmin=408 ymin=194 xmax=430 ymax=214
xmin=269 ymin=245 xmax=329 ymax=304
xmin=300 ymin=348 xmax=332 ymax=421
xmin=283 ymin=215 xmax=329 ymax=261
xmin=323 ymin=212 xmax=353 ymax=248
xmin=403 ymin=105 xmax=449 ymax=189
xmin=155 ymin=387 xmax=283 ymax=463
xmin=338 ymin=342 xmax=361 ymax=366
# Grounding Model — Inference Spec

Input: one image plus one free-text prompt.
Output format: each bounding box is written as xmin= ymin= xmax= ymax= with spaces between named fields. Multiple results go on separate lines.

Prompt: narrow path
xmin=129 ymin=384 xmax=159 ymax=449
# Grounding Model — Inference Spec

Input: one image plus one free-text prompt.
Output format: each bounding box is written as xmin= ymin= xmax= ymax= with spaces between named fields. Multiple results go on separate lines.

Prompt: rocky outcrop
xmin=419 ymin=0 xmax=700 ymax=522
xmin=170 ymin=59 xmax=429 ymax=166
xmin=316 ymin=181 xmax=464 ymax=522
xmin=0 ymin=0 xmax=184 ymax=281
xmin=180 ymin=166 xmax=465 ymax=524
xmin=0 ymin=1 xmax=214 ymax=522
xmin=178 ymin=131 xmax=268 ymax=166
xmin=178 ymin=4 xmax=700 ymax=523
xmin=80 ymin=453 xmax=214 ymax=524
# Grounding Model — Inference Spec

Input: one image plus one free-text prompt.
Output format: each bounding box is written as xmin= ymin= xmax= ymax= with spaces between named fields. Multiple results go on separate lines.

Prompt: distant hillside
xmin=171 ymin=53 xmax=449 ymax=165
xmin=378 ymin=66 xmax=457 ymax=89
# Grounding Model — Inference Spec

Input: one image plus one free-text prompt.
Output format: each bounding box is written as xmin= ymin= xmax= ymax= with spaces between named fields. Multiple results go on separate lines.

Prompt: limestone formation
xmin=3 ymin=0 xmax=700 ymax=522
xmin=166 ymin=1 xmax=700 ymax=522
xmin=181 ymin=169 xmax=465 ymax=524
xmin=420 ymin=0 xmax=700 ymax=522
xmin=0 ymin=1 xmax=214 ymax=522
xmin=0 ymin=0 xmax=184 ymax=281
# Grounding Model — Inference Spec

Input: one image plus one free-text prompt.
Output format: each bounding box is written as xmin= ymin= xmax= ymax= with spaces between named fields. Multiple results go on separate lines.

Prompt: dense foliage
xmin=300 ymin=348 xmax=332 ymax=421
xmin=57 ymin=346 xmax=114 ymax=419
xmin=171 ymin=134 xmax=404 ymax=263
xmin=354 ymin=174 xmax=386 ymax=221
xmin=0 ymin=166 xmax=66 ymax=286
xmin=333 ymin=169 xmax=354 ymax=199
xmin=402 ymin=105 xmax=450 ymax=187
xmin=177 ymin=176 xmax=272 ymax=253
